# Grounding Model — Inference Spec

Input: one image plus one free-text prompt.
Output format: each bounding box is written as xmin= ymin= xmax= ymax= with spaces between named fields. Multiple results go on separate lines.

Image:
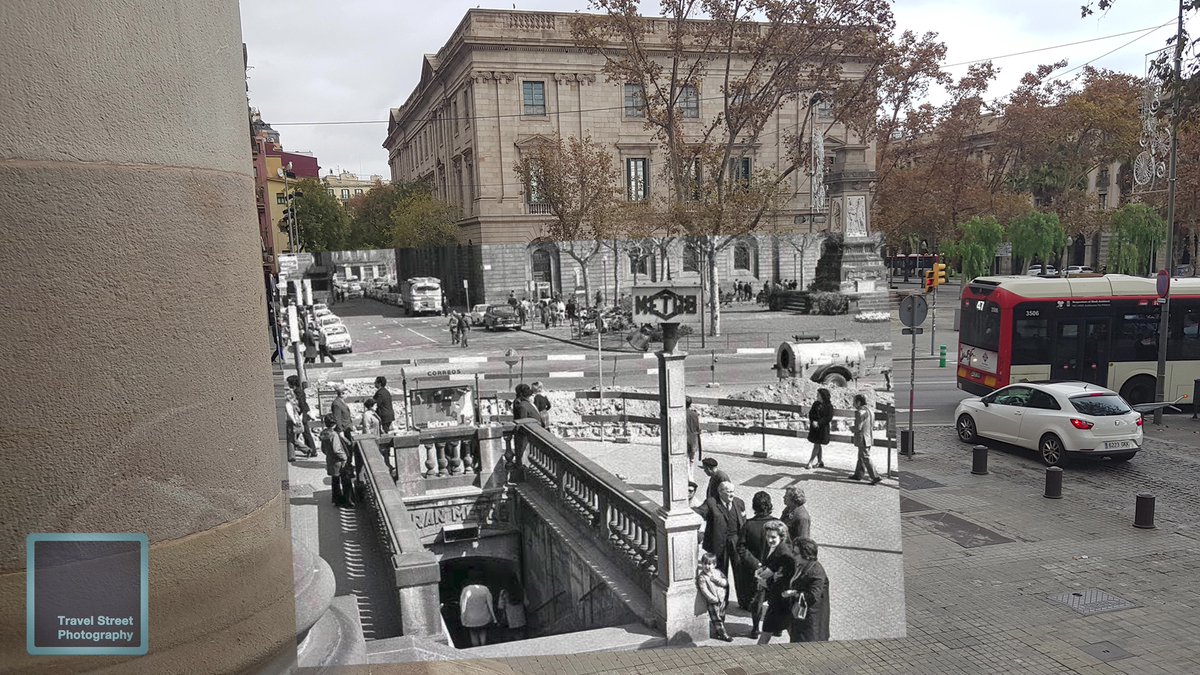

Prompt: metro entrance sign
xmin=632 ymin=284 xmax=702 ymax=327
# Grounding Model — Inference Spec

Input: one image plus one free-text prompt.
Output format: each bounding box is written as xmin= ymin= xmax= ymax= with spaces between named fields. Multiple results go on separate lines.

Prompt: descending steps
xmin=458 ymin=622 xmax=665 ymax=659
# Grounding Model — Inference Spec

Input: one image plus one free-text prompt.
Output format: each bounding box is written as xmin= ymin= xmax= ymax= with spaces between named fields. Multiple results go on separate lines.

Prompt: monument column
xmin=0 ymin=1 xmax=296 ymax=672
xmin=650 ymin=325 xmax=707 ymax=643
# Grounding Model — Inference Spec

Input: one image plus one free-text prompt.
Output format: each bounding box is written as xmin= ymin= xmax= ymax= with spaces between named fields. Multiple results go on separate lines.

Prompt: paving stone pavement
xmin=359 ymin=418 xmax=1200 ymax=674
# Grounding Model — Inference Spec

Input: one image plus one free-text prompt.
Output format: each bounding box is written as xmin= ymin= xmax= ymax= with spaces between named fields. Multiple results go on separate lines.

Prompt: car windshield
xmin=1069 ymin=394 xmax=1132 ymax=416
xmin=414 ymin=285 xmax=438 ymax=292
xmin=491 ymin=306 xmax=516 ymax=317
xmin=326 ymin=326 xmax=346 ymax=335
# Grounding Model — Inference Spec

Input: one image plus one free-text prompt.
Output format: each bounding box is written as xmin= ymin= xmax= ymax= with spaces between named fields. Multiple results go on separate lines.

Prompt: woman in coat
xmin=804 ymin=388 xmax=833 ymax=470
xmin=754 ymin=520 xmax=796 ymax=644
xmin=787 ymin=537 xmax=831 ymax=642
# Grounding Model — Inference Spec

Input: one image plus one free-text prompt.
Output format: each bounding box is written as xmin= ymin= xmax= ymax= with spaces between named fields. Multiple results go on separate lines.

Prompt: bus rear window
xmin=960 ymin=299 xmax=1001 ymax=352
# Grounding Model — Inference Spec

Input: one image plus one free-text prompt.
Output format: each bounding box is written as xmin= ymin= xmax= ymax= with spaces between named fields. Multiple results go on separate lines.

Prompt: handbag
xmin=789 ymin=562 xmax=812 ymax=620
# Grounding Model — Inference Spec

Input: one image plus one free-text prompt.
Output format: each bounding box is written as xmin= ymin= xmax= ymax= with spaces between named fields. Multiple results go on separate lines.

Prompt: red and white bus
xmin=957 ymin=275 xmax=1200 ymax=404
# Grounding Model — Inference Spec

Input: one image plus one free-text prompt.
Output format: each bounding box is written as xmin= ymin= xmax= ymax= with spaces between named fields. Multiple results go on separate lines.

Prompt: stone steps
xmin=459 ymin=622 xmax=665 ymax=659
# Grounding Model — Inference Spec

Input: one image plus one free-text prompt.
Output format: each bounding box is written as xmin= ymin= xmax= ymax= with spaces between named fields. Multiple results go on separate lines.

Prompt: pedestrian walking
xmin=696 ymin=552 xmax=733 ymax=642
xmin=302 ymin=326 xmax=317 ymax=364
xmin=287 ymin=376 xmax=318 ymax=456
xmin=754 ymin=520 xmax=796 ymax=645
xmin=361 ymin=398 xmax=382 ymax=436
xmin=532 ymin=382 xmax=552 ymax=427
xmin=695 ymin=481 xmax=745 ymax=604
xmin=497 ymin=582 xmax=527 ymax=641
xmin=541 ymin=302 xmax=551 ymax=330
xmin=373 ymin=376 xmax=396 ymax=433
xmin=849 ymin=393 xmax=882 ymax=484
xmin=331 ymin=386 xmax=353 ymax=444
xmin=285 ymin=391 xmax=303 ymax=463
xmin=594 ymin=289 xmax=603 ymax=307
xmin=442 ymin=292 xmax=449 ymax=316
xmin=700 ymin=457 xmax=730 ymax=501
xmin=456 ymin=311 xmax=471 ymax=348
xmin=459 ymin=569 xmax=497 ymax=647
xmin=787 ymin=538 xmax=830 ymax=643
xmin=448 ymin=312 xmax=461 ymax=344
xmin=566 ymin=297 xmax=577 ymax=322
xmin=780 ymin=486 xmax=812 ymax=543
xmin=687 ymin=397 xmax=703 ymax=481
xmin=319 ymin=414 xmax=353 ymax=506
xmin=804 ymin=388 xmax=833 ymax=469
xmin=516 ymin=301 xmax=527 ymax=327
xmin=737 ymin=491 xmax=775 ymax=635
xmin=507 ymin=290 xmax=519 ymax=309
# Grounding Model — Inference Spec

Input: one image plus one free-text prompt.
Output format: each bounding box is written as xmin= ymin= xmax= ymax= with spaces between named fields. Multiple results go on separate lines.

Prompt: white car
xmin=317 ymin=314 xmax=344 ymax=332
xmin=312 ymin=306 xmax=333 ymax=319
xmin=1063 ymin=265 xmax=1095 ymax=276
xmin=1027 ymin=265 xmax=1057 ymax=276
xmin=955 ymin=381 xmax=1142 ymax=466
xmin=469 ymin=304 xmax=490 ymax=325
xmin=321 ymin=323 xmax=352 ymax=353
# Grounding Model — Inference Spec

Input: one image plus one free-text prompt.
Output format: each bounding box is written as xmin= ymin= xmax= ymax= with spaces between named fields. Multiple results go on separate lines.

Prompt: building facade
xmin=383 ymin=9 xmax=878 ymax=305
xmin=324 ymin=170 xmax=387 ymax=205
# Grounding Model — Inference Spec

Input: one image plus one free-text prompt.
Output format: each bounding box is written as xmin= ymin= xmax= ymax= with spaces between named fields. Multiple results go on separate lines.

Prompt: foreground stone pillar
xmin=0 ymin=2 xmax=296 ymax=672
xmin=650 ymin=345 xmax=707 ymax=644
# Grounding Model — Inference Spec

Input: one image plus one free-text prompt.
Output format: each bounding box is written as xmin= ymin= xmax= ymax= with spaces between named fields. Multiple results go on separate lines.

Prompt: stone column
xmin=650 ymin=348 xmax=707 ymax=643
xmin=476 ymin=423 xmax=509 ymax=489
xmin=0 ymin=2 xmax=295 ymax=672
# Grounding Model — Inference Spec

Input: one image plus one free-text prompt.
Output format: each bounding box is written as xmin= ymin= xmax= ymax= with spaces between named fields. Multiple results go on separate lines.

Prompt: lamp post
xmin=1155 ymin=0 xmax=1185 ymax=425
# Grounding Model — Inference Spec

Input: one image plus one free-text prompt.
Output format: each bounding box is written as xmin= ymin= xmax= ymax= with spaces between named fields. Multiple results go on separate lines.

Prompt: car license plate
xmin=1104 ymin=440 xmax=1136 ymax=450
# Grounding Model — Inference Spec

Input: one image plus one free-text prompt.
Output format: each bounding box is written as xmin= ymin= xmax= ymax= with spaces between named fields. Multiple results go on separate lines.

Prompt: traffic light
xmin=923 ymin=269 xmax=935 ymax=293
xmin=933 ymin=262 xmax=948 ymax=287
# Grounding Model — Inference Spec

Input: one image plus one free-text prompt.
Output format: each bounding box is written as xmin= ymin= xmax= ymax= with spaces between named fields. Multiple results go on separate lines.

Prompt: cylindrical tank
xmin=775 ymin=340 xmax=867 ymax=386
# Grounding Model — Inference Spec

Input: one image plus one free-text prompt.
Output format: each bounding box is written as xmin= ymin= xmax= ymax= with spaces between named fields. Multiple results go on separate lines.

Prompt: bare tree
xmin=572 ymin=0 xmax=895 ymax=335
xmin=512 ymin=134 xmax=621 ymax=301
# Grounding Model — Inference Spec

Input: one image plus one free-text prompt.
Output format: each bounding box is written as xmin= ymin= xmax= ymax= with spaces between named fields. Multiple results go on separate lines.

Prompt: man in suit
xmin=686 ymin=397 xmax=702 ymax=480
xmin=287 ymin=375 xmax=318 ymax=457
xmin=372 ymin=376 xmax=396 ymax=432
xmin=331 ymin=386 xmax=353 ymax=444
xmin=701 ymin=457 xmax=731 ymax=501
xmin=696 ymin=481 xmax=746 ymax=603
xmin=509 ymin=383 xmax=544 ymax=479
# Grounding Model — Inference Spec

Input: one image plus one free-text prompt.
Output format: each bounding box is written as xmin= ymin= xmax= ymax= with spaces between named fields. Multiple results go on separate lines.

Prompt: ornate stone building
xmin=383 ymin=9 xmax=880 ymax=305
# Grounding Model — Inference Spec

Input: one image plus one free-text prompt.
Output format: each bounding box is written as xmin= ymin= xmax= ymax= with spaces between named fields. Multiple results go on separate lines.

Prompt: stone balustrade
xmin=518 ymin=422 xmax=659 ymax=595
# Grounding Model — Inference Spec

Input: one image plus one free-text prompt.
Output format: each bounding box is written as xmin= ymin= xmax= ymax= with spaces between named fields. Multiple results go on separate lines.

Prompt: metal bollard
xmin=939 ymin=344 xmax=947 ymax=368
xmin=1044 ymin=466 xmax=1063 ymax=499
xmin=1133 ymin=493 xmax=1156 ymax=529
xmin=971 ymin=445 xmax=989 ymax=475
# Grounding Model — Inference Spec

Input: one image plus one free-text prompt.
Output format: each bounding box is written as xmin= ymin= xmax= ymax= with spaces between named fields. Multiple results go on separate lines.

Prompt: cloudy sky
xmin=240 ymin=0 xmax=1182 ymax=179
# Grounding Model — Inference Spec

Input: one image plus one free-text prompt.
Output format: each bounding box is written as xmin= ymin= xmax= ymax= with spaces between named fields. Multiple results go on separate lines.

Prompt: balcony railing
xmin=518 ymin=422 xmax=658 ymax=595
xmin=527 ymin=202 xmax=552 ymax=215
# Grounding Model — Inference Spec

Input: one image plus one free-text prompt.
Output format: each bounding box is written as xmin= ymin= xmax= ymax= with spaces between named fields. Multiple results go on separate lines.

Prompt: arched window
xmin=734 ymin=243 xmax=751 ymax=271
xmin=682 ymin=239 xmax=700 ymax=273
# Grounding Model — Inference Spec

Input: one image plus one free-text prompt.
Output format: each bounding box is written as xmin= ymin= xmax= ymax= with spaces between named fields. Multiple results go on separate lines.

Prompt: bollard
xmin=939 ymin=344 xmax=947 ymax=368
xmin=900 ymin=429 xmax=914 ymax=458
xmin=1044 ymin=466 xmax=1063 ymax=499
xmin=971 ymin=444 xmax=989 ymax=475
xmin=1133 ymin=493 xmax=1156 ymax=529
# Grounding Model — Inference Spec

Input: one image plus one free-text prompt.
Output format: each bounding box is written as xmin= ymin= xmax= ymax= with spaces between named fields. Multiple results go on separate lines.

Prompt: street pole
xmin=1155 ymin=0 xmax=1185 ymax=425
xmin=930 ymin=254 xmax=938 ymax=356
xmin=598 ymin=316 xmax=605 ymax=444
xmin=909 ymin=309 xmax=916 ymax=458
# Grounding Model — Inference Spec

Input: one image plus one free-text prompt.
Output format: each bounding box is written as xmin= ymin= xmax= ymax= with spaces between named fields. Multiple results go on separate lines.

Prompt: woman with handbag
xmin=754 ymin=520 xmax=795 ymax=644
xmin=804 ymin=388 xmax=833 ymax=470
xmin=786 ymin=537 xmax=830 ymax=642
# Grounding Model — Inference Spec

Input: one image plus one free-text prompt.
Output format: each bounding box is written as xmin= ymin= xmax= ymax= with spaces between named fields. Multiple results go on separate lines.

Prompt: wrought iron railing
xmin=518 ymin=422 xmax=658 ymax=595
